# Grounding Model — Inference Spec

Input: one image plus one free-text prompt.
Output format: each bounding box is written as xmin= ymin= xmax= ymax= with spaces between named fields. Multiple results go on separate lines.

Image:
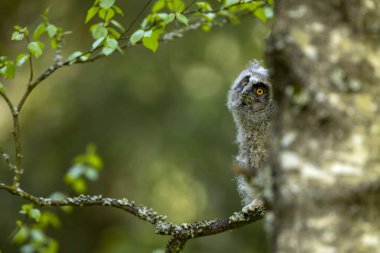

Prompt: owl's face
xmin=234 ymin=75 xmax=271 ymax=112
xmin=227 ymin=61 xmax=272 ymax=124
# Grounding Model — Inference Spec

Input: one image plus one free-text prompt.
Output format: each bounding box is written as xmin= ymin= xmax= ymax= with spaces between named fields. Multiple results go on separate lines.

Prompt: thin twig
xmin=0 ymin=147 xmax=16 ymax=171
xmin=183 ymin=0 xmax=261 ymax=15
xmin=25 ymin=36 xmax=34 ymax=84
xmin=183 ymin=0 xmax=197 ymax=12
xmin=122 ymin=0 xmax=154 ymax=38
xmin=0 ymin=92 xmax=15 ymax=113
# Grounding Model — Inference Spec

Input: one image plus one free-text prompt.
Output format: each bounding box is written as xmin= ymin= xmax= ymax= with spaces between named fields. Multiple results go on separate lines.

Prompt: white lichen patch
xmin=289 ymin=29 xmax=318 ymax=60
xmin=367 ymin=49 xmax=380 ymax=79
xmin=364 ymin=0 xmax=376 ymax=9
xmin=308 ymin=22 xmax=326 ymax=33
xmin=327 ymin=93 xmax=342 ymax=107
xmin=301 ymin=163 xmax=336 ymax=184
xmin=281 ymin=132 xmax=297 ymax=147
xmin=287 ymin=5 xmax=307 ymax=18
xmin=306 ymin=213 xmax=338 ymax=238
xmin=304 ymin=45 xmax=318 ymax=60
xmin=281 ymin=151 xmax=302 ymax=170
xmin=328 ymin=28 xmax=367 ymax=63
xmin=345 ymin=133 xmax=368 ymax=166
xmin=330 ymin=162 xmax=362 ymax=176
xmin=281 ymin=152 xmax=336 ymax=184
xmin=361 ymin=233 xmax=380 ymax=247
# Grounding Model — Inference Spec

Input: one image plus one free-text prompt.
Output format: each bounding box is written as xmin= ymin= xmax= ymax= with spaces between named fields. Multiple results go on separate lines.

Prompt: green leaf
xmin=224 ymin=0 xmax=239 ymax=6
xmin=91 ymin=23 xmax=108 ymax=39
xmin=67 ymin=51 xmax=83 ymax=64
xmin=30 ymin=229 xmax=46 ymax=243
xmin=152 ymin=0 xmax=165 ymax=12
xmin=130 ymin=29 xmax=145 ymax=45
xmin=12 ymin=225 xmax=29 ymax=244
xmin=40 ymin=211 xmax=61 ymax=229
xmin=28 ymin=41 xmax=45 ymax=58
xmin=80 ymin=53 xmax=91 ymax=62
xmin=99 ymin=8 xmax=115 ymax=21
xmin=99 ymin=0 xmax=115 ymax=9
xmin=46 ymin=239 xmax=59 ymax=253
xmin=20 ymin=205 xmax=41 ymax=222
xmin=0 ymin=82 xmax=5 ymax=94
xmin=33 ymin=23 xmax=46 ymax=40
xmin=46 ymin=24 xmax=58 ymax=38
xmin=162 ymin=13 xmax=175 ymax=26
xmin=65 ymin=165 xmax=84 ymax=182
xmin=142 ymin=29 xmax=163 ymax=52
xmin=84 ymin=144 xmax=103 ymax=169
xmin=254 ymin=7 xmax=267 ymax=22
xmin=0 ymin=55 xmax=8 ymax=63
xmin=92 ymin=36 xmax=105 ymax=49
xmin=102 ymin=37 xmax=118 ymax=55
xmin=167 ymin=0 xmax=185 ymax=12
xmin=175 ymin=13 xmax=188 ymax=26
xmin=267 ymin=0 xmax=274 ymax=6
xmin=107 ymin=27 xmax=121 ymax=38
xmin=112 ymin=5 xmax=124 ymax=16
xmin=105 ymin=9 xmax=115 ymax=21
xmin=196 ymin=2 xmax=212 ymax=11
xmin=11 ymin=31 xmax=25 ymax=41
xmin=263 ymin=6 xmax=274 ymax=19
xmin=28 ymin=208 xmax=41 ymax=222
xmin=110 ymin=20 xmax=125 ymax=32
xmin=51 ymin=38 xmax=58 ymax=49
xmin=16 ymin=54 xmax=29 ymax=67
xmin=72 ymin=178 xmax=87 ymax=194
xmin=4 ymin=61 xmax=15 ymax=79
xmin=21 ymin=204 xmax=33 ymax=213
xmin=84 ymin=167 xmax=99 ymax=181
xmin=20 ymin=244 xmax=35 ymax=253
xmin=201 ymin=23 xmax=212 ymax=32
xmin=86 ymin=6 xmax=99 ymax=23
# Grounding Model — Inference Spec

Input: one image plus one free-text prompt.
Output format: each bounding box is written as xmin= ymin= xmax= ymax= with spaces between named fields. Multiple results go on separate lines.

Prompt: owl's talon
xmin=242 ymin=199 xmax=263 ymax=213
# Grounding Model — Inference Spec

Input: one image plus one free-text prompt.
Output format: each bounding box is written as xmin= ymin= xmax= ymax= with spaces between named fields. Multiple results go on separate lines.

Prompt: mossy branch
xmin=0 ymin=182 xmax=264 ymax=253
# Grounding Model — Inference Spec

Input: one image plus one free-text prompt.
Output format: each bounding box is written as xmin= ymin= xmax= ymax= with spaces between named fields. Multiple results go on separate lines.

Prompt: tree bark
xmin=267 ymin=0 xmax=380 ymax=252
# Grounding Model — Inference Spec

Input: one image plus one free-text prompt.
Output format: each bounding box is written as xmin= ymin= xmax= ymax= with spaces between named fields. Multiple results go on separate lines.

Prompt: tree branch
xmin=183 ymin=0 xmax=263 ymax=15
xmin=0 ymin=91 xmax=14 ymax=113
xmin=11 ymin=113 xmax=23 ymax=188
xmin=0 ymin=182 xmax=264 ymax=252
xmin=0 ymin=147 xmax=16 ymax=172
xmin=0 ymin=91 xmax=23 ymax=187
xmin=14 ymin=8 xmax=248 ymax=112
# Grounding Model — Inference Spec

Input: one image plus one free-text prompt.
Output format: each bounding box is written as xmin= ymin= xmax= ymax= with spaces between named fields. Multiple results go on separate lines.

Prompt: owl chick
xmin=227 ymin=60 xmax=274 ymax=212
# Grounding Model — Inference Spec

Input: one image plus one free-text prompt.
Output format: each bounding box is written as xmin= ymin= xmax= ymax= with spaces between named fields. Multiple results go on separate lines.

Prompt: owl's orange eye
xmin=256 ymin=88 xmax=264 ymax=95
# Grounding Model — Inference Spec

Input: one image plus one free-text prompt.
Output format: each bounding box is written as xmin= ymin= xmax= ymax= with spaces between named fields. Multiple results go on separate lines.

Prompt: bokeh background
xmin=0 ymin=1 xmax=270 ymax=252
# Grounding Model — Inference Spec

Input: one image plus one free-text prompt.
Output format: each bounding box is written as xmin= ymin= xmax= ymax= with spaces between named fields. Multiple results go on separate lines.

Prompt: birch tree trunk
xmin=266 ymin=0 xmax=380 ymax=252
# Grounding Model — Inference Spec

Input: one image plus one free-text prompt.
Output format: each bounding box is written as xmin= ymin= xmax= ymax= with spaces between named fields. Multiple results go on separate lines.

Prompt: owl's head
xmin=227 ymin=60 xmax=273 ymax=125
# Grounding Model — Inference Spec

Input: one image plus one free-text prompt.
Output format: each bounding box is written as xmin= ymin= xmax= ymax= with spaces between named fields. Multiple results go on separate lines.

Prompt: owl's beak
xmin=240 ymin=93 xmax=254 ymax=106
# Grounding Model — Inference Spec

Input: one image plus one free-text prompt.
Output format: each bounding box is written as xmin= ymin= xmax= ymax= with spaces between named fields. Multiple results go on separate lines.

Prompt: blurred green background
xmin=0 ymin=1 xmax=270 ymax=252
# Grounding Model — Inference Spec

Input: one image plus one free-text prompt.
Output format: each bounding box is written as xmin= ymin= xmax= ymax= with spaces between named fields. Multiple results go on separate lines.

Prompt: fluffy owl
xmin=227 ymin=60 xmax=274 ymax=211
